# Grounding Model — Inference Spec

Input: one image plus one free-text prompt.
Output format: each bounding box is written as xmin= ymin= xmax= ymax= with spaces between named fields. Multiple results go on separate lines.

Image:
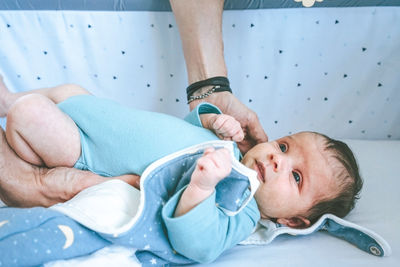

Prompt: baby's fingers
xmin=231 ymin=128 xmax=244 ymax=142
xmin=213 ymin=115 xmax=244 ymax=140
xmin=213 ymin=115 xmax=235 ymax=131
xmin=203 ymin=147 xmax=215 ymax=156
xmin=198 ymin=148 xmax=231 ymax=173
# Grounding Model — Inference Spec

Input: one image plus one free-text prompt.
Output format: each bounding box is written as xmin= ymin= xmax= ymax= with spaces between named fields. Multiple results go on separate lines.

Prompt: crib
xmin=0 ymin=1 xmax=399 ymax=266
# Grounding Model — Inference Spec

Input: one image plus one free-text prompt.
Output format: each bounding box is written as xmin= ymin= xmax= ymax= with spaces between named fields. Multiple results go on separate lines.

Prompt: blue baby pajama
xmin=0 ymin=95 xmax=258 ymax=266
xmin=57 ymin=94 xmax=229 ymax=176
xmin=0 ymin=149 xmax=259 ymax=266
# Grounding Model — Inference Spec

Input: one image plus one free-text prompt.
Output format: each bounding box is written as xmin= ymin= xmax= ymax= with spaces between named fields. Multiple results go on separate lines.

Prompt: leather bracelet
xmin=186 ymin=76 xmax=232 ymax=102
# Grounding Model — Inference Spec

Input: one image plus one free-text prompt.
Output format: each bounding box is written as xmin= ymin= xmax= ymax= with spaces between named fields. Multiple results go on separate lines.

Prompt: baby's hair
xmin=306 ymin=133 xmax=363 ymax=224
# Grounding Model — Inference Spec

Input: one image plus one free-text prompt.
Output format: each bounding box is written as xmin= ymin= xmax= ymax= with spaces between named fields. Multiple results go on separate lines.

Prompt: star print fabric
xmin=98 ymin=151 xmax=254 ymax=265
xmin=0 ymin=150 xmax=256 ymax=266
xmin=0 ymin=207 xmax=109 ymax=266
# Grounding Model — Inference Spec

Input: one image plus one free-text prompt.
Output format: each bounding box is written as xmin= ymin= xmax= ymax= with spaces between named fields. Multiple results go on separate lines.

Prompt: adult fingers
xmin=237 ymin=112 xmax=268 ymax=153
xmin=246 ymin=111 xmax=268 ymax=143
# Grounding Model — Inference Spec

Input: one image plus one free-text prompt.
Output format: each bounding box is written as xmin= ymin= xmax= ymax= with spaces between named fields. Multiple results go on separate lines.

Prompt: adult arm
xmin=170 ymin=0 xmax=226 ymax=84
xmin=170 ymin=0 xmax=268 ymax=153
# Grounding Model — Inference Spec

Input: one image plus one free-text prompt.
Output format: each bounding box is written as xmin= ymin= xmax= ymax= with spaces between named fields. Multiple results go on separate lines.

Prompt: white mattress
xmin=43 ymin=139 xmax=399 ymax=267
xmin=0 ymin=6 xmax=398 ymax=266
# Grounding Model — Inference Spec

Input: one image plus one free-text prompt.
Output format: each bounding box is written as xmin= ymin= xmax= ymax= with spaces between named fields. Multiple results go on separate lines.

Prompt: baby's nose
xmin=269 ymin=154 xmax=288 ymax=173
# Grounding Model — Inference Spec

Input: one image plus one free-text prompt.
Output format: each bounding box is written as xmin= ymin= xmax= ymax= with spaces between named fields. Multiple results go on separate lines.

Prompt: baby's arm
xmin=200 ymin=113 xmax=244 ymax=142
xmin=163 ymin=160 xmax=260 ymax=263
xmin=174 ymin=147 xmax=231 ymax=217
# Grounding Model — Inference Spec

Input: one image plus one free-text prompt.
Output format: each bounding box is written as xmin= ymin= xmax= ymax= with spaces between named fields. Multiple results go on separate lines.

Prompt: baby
xmin=0 ymin=78 xmax=362 ymax=265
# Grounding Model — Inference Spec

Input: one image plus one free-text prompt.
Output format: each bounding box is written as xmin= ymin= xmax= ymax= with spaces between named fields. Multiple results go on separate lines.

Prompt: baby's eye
xmin=292 ymin=171 xmax=301 ymax=185
xmin=279 ymin=143 xmax=287 ymax=152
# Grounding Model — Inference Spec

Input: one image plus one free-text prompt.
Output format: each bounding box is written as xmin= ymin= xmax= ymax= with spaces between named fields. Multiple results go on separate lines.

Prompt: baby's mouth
xmin=255 ymin=160 xmax=266 ymax=183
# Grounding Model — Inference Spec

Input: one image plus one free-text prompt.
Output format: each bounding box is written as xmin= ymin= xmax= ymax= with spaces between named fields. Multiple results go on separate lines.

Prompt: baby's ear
xmin=277 ymin=216 xmax=311 ymax=229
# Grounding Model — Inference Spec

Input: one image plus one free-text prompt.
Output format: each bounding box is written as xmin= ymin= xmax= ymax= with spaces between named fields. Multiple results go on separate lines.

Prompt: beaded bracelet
xmin=186 ymin=76 xmax=232 ymax=103
xmin=187 ymin=85 xmax=233 ymax=104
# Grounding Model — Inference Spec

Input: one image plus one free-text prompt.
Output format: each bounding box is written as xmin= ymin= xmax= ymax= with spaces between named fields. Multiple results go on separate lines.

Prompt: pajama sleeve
xmin=184 ymin=102 xmax=222 ymax=127
xmin=162 ymin=187 xmax=260 ymax=264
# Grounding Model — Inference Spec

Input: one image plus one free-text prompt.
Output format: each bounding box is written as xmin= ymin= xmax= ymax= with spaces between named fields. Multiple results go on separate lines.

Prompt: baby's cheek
xmin=275 ymin=183 xmax=293 ymax=201
xmin=263 ymin=183 xmax=293 ymax=207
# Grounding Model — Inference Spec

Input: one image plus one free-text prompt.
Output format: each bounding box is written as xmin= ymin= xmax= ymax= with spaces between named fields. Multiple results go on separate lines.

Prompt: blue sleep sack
xmin=0 ymin=141 xmax=260 ymax=266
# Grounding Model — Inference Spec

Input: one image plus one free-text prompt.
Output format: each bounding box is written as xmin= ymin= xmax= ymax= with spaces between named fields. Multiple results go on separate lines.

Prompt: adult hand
xmin=190 ymin=91 xmax=268 ymax=153
xmin=170 ymin=0 xmax=268 ymax=152
xmin=0 ymin=166 xmax=140 ymax=208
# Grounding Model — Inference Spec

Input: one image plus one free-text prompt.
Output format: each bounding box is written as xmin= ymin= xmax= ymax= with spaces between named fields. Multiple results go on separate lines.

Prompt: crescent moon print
xmin=58 ymin=225 xmax=74 ymax=249
xmin=0 ymin=220 xmax=9 ymax=227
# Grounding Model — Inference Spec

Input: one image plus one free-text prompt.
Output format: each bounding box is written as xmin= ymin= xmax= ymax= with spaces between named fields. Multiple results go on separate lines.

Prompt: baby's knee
xmin=7 ymin=94 xmax=53 ymax=125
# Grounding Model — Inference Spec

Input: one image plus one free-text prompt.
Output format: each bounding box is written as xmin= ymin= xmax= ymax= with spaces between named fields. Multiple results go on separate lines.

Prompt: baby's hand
xmin=190 ymin=147 xmax=232 ymax=192
xmin=201 ymin=114 xmax=244 ymax=142
xmin=174 ymin=147 xmax=232 ymax=217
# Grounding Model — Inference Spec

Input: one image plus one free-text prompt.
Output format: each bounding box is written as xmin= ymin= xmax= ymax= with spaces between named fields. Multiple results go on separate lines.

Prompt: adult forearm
xmin=1 ymin=166 xmax=140 ymax=208
xmin=0 ymin=166 xmax=102 ymax=208
xmin=170 ymin=0 xmax=227 ymax=84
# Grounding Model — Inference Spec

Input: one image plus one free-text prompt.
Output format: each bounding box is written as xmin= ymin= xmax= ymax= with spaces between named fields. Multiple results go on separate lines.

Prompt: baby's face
xmin=241 ymin=132 xmax=336 ymax=221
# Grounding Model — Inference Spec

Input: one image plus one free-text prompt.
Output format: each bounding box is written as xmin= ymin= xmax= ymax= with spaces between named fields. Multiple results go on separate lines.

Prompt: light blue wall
xmin=0 ymin=7 xmax=399 ymax=140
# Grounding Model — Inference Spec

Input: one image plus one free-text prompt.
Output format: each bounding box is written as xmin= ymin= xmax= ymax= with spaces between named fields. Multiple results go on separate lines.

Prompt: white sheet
xmin=43 ymin=139 xmax=399 ymax=266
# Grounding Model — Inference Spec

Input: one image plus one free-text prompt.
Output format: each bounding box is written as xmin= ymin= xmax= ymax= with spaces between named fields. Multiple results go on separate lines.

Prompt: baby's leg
xmin=6 ymin=93 xmax=81 ymax=167
xmin=0 ymin=74 xmax=89 ymax=117
xmin=0 ymin=207 xmax=109 ymax=266
xmin=0 ymin=127 xmax=138 ymax=207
